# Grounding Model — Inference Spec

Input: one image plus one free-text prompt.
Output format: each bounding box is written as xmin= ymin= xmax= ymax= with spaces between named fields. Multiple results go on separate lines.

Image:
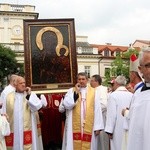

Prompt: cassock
xmin=105 ymin=86 xmax=133 ymax=150
xmin=0 ymin=115 xmax=10 ymax=150
xmin=5 ymin=92 xmax=45 ymax=150
xmin=41 ymin=93 xmax=64 ymax=148
xmin=61 ymin=86 xmax=104 ymax=150
xmin=127 ymin=87 xmax=150 ymax=150
xmin=96 ymin=85 xmax=108 ymax=112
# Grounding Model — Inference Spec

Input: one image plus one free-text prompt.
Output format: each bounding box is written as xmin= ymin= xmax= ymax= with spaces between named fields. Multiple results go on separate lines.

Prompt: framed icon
xmin=24 ymin=19 xmax=77 ymax=91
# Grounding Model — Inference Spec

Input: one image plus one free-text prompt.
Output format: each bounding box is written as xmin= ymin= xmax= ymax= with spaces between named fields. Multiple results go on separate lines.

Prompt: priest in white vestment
xmin=127 ymin=47 xmax=150 ymax=150
xmin=0 ymin=74 xmax=18 ymax=114
xmin=90 ymin=74 xmax=109 ymax=150
xmin=121 ymin=54 xmax=144 ymax=150
xmin=105 ymin=75 xmax=133 ymax=150
xmin=0 ymin=103 xmax=10 ymax=150
xmin=0 ymin=114 xmax=10 ymax=150
xmin=5 ymin=76 xmax=46 ymax=150
xmin=60 ymin=72 xmax=104 ymax=150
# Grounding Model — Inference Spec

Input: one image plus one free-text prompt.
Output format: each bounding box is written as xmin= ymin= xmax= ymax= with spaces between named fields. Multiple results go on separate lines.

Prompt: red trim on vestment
xmin=82 ymin=133 xmax=92 ymax=142
xmin=5 ymin=133 xmax=13 ymax=146
xmin=73 ymin=132 xmax=81 ymax=140
xmin=24 ymin=130 xmax=32 ymax=145
xmin=5 ymin=130 xmax=32 ymax=146
xmin=73 ymin=132 xmax=91 ymax=142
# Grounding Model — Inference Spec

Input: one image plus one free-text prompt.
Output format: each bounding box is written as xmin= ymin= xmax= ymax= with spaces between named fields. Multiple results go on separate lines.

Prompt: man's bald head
xmin=9 ymin=74 xmax=18 ymax=87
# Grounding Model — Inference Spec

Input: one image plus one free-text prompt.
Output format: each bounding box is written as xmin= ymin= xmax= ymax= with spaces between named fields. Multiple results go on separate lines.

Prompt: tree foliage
xmin=0 ymin=44 xmax=18 ymax=81
xmin=123 ymin=46 xmax=139 ymax=58
xmin=103 ymin=47 xmax=139 ymax=86
xmin=111 ymin=54 xmax=129 ymax=80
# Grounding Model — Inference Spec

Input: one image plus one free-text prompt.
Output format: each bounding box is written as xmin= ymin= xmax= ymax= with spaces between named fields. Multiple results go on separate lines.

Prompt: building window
xmin=82 ymin=48 xmax=93 ymax=54
xmin=77 ymin=47 xmax=82 ymax=54
xmin=14 ymin=42 xmax=20 ymax=51
xmin=14 ymin=44 xmax=19 ymax=51
xmin=111 ymin=51 xmax=114 ymax=56
xmin=84 ymin=66 xmax=91 ymax=78
xmin=3 ymin=17 xmax=9 ymax=22
xmin=104 ymin=50 xmax=109 ymax=57
xmin=11 ymin=5 xmax=24 ymax=12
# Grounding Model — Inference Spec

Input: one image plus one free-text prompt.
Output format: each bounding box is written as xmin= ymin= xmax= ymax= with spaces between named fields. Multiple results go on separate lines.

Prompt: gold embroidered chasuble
xmin=73 ymin=86 xmax=95 ymax=150
xmin=5 ymin=92 xmax=32 ymax=150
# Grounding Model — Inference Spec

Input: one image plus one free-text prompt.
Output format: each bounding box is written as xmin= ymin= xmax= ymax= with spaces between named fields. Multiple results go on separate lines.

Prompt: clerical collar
xmin=80 ymin=85 xmax=87 ymax=88
xmin=146 ymin=82 xmax=150 ymax=87
xmin=141 ymin=83 xmax=150 ymax=92
xmin=80 ymin=86 xmax=87 ymax=92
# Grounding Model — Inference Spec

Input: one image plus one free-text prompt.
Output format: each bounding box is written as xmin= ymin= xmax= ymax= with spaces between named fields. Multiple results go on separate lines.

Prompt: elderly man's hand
xmin=106 ymin=132 xmax=113 ymax=139
xmin=25 ymin=87 xmax=31 ymax=95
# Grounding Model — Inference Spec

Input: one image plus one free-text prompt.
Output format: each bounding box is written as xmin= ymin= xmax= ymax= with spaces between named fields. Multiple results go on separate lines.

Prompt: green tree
xmin=0 ymin=44 xmax=18 ymax=83
xmin=103 ymin=47 xmax=139 ymax=86
xmin=111 ymin=54 xmax=129 ymax=80
xmin=103 ymin=68 xmax=111 ymax=86
xmin=123 ymin=46 xmax=139 ymax=58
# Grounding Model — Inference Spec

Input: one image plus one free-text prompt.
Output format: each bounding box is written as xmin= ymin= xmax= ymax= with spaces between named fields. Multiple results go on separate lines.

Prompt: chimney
xmin=106 ymin=43 xmax=112 ymax=45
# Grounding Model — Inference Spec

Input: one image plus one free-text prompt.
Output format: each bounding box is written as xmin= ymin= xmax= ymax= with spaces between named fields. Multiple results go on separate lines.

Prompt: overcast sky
xmin=1 ymin=0 xmax=150 ymax=46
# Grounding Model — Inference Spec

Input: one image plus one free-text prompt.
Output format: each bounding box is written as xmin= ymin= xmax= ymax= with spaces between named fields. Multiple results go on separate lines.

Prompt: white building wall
xmin=77 ymin=56 xmax=114 ymax=79
xmin=77 ymin=57 xmax=100 ymax=77
xmin=76 ymin=36 xmax=88 ymax=42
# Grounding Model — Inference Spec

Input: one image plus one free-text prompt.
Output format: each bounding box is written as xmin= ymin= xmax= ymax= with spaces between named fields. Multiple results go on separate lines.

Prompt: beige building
xmin=133 ymin=39 xmax=150 ymax=48
xmin=0 ymin=3 xmax=38 ymax=63
xmin=76 ymin=36 xmax=101 ymax=78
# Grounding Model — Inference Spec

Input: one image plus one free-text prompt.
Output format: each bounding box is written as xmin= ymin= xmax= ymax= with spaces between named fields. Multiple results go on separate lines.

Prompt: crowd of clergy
xmin=0 ymin=46 xmax=150 ymax=150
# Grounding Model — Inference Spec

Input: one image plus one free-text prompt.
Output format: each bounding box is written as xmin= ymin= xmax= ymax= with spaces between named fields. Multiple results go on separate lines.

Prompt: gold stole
xmin=73 ymin=86 xmax=95 ymax=150
xmin=5 ymin=92 xmax=32 ymax=150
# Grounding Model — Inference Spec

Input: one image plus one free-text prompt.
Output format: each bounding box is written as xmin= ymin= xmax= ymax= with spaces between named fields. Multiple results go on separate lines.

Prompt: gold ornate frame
xmin=24 ymin=19 xmax=77 ymax=91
